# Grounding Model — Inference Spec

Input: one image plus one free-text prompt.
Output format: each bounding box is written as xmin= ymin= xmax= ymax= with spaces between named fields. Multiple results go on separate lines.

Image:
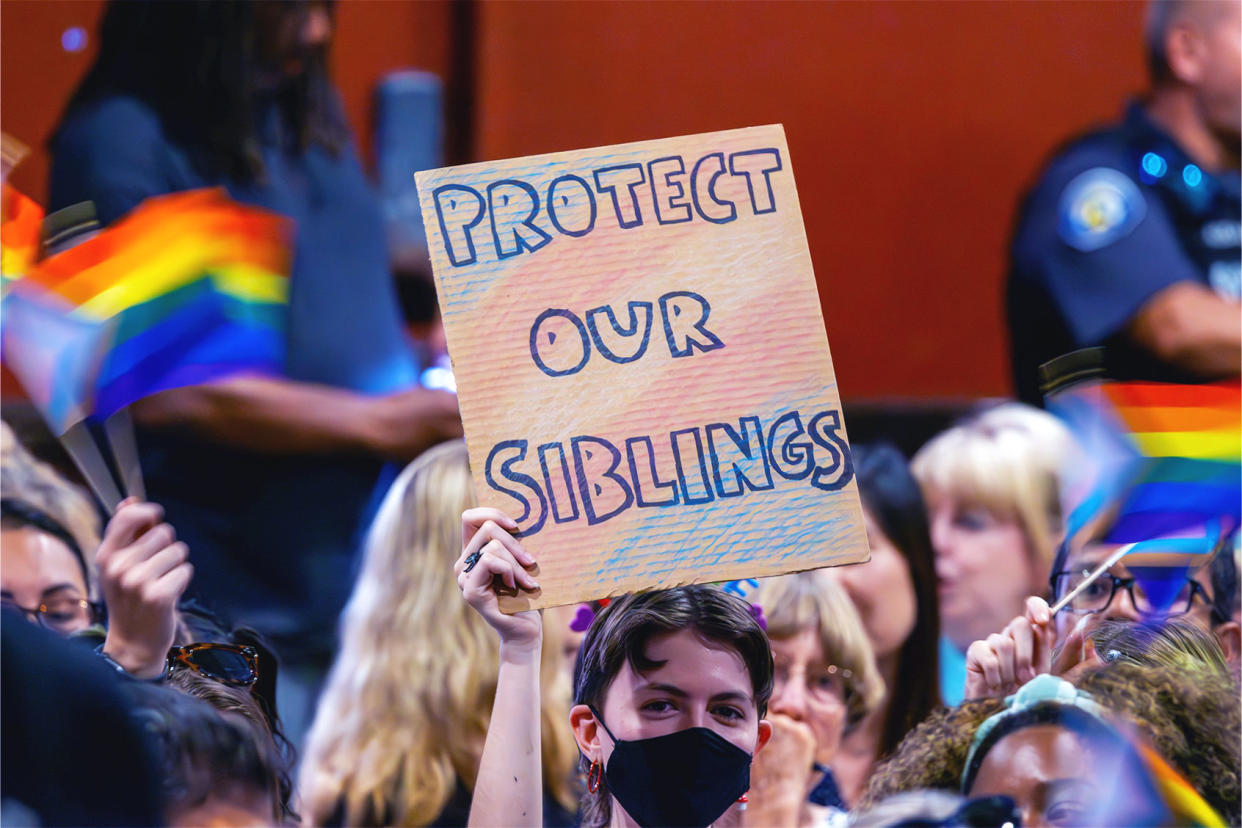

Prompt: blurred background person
xmin=911 ymin=403 xmax=1075 ymax=703
xmin=299 ymin=440 xmax=578 ymax=827
xmin=828 ymin=443 xmax=943 ymax=805
xmin=1 ymin=493 xmax=192 ymax=681
xmin=862 ymin=665 xmax=1240 ymax=827
xmin=127 ymin=683 xmax=284 ymax=828
xmin=746 ymin=570 xmax=884 ymax=825
xmin=1008 ymin=0 xmax=1241 ymax=405
xmin=47 ymin=0 xmax=462 ymax=741
xmin=964 ymin=527 xmax=1240 ymax=699
xmin=1 ymin=613 xmax=163 ymax=827
xmin=2 ymin=428 xmax=297 ymax=819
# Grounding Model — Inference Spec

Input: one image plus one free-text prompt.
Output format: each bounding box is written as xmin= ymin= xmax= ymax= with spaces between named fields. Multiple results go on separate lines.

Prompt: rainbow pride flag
xmin=1050 ymin=379 xmax=1240 ymax=568
xmin=4 ymin=188 xmax=293 ymax=425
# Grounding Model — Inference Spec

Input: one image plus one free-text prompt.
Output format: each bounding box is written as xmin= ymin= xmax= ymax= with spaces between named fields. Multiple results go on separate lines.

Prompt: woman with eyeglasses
xmin=1 ymin=499 xmax=98 ymax=636
xmin=743 ymin=572 xmax=884 ymax=828
xmin=962 ymin=530 xmax=1241 ymax=700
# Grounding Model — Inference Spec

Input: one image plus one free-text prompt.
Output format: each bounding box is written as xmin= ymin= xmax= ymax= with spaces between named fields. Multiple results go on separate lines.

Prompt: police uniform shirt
xmin=1008 ymin=102 xmax=1241 ymax=404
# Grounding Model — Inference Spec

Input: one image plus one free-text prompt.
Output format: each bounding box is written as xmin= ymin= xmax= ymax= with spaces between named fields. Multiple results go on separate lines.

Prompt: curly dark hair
xmin=1075 ymin=664 xmax=1240 ymax=823
xmin=860 ymin=663 xmax=1240 ymax=824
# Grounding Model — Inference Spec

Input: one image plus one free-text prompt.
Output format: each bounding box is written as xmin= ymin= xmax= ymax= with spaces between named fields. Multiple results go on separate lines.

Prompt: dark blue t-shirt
xmin=1008 ymin=102 xmax=1241 ymax=404
xmin=49 ymin=93 xmax=418 ymax=648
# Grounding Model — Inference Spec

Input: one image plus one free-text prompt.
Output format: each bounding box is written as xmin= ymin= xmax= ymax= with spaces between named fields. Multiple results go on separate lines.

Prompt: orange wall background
xmin=1 ymin=0 xmax=1147 ymax=401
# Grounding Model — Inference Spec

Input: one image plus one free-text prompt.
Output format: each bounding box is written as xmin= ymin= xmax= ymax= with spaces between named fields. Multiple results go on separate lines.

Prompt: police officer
xmin=1008 ymin=0 xmax=1240 ymax=404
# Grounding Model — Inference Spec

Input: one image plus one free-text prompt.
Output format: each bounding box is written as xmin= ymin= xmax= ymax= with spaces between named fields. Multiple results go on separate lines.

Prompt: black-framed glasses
xmin=2 ymin=595 xmax=97 ymax=634
xmin=167 ymin=642 xmax=259 ymax=686
xmin=1051 ymin=569 xmax=1210 ymax=616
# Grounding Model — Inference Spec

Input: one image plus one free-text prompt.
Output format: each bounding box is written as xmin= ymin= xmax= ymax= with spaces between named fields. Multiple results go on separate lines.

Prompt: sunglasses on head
xmin=167 ymin=642 xmax=259 ymax=686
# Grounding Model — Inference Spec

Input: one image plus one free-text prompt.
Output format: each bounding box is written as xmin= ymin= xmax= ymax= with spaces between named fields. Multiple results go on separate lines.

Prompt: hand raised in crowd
xmin=98 ymin=499 xmax=192 ymax=679
xmin=744 ymin=714 xmax=817 ymax=828
xmin=963 ymin=596 xmax=1109 ymax=700
xmin=455 ymin=507 xmax=542 ymax=651
xmin=964 ymin=596 xmax=1057 ymax=699
xmin=368 ymin=387 xmax=463 ymax=461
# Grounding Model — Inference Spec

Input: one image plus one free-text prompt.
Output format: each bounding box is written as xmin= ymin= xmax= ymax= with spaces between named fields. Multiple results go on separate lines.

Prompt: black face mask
xmin=592 ymin=707 xmax=752 ymax=828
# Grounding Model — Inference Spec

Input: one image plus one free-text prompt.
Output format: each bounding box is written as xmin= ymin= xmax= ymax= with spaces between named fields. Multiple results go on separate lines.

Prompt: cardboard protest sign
xmin=417 ymin=125 xmax=868 ymax=611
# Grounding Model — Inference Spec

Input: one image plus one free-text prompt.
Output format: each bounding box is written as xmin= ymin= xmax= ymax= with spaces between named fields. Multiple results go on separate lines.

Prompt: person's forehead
xmin=0 ymin=527 xmax=86 ymax=591
xmin=618 ymin=629 xmax=754 ymax=699
xmin=770 ymin=627 xmax=824 ymax=664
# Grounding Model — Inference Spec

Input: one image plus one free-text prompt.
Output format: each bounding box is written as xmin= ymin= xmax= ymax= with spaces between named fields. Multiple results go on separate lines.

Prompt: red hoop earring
xmin=587 ymin=760 xmax=602 ymax=794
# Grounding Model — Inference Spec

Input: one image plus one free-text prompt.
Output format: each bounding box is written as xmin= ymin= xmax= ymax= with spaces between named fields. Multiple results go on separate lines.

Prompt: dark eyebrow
xmin=39 ymin=583 xmax=83 ymax=598
xmin=636 ymin=682 xmax=752 ymax=705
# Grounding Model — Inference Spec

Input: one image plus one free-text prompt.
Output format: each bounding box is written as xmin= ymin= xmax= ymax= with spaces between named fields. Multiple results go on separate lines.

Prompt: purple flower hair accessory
xmin=569 ymin=604 xmax=596 ymax=633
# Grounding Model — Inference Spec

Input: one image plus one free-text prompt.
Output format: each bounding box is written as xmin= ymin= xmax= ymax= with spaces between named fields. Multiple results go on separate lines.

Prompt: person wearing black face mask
xmin=455 ymin=507 xmax=775 ymax=828
xmin=586 ymin=706 xmax=755 ymax=828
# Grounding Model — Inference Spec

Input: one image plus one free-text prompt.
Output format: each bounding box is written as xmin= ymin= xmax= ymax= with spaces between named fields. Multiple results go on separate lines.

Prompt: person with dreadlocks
xmin=48 ymin=0 xmax=462 ymax=739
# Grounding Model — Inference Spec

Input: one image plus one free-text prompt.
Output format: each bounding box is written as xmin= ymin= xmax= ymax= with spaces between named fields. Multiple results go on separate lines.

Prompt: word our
xmin=485 ymin=408 xmax=853 ymax=537
xmin=432 ymin=147 xmax=783 ymax=266
xmin=529 ymin=291 xmax=723 ymax=378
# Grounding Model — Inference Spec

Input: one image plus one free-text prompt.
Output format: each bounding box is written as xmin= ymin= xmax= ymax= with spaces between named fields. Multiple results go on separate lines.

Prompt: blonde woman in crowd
xmin=745 ymin=571 xmax=884 ymax=828
xmin=299 ymin=440 xmax=579 ymax=827
xmin=910 ymin=403 xmax=1074 ymax=703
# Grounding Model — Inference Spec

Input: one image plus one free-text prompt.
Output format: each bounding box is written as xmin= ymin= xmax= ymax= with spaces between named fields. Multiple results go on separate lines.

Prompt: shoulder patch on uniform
xmin=1057 ymin=167 xmax=1146 ymax=252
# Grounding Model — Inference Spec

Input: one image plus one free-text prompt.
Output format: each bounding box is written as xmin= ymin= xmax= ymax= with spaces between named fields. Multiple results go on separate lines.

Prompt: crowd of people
xmin=5 ymin=392 xmax=1239 ymax=826
xmin=2 ymin=0 xmax=1240 ymax=826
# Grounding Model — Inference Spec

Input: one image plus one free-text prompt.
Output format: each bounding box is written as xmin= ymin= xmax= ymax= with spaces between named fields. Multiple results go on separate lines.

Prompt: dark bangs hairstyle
xmin=853 ymin=443 xmax=943 ymax=757
xmin=572 ymin=585 xmax=774 ymax=828
xmin=58 ymin=0 xmax=347 ymax=183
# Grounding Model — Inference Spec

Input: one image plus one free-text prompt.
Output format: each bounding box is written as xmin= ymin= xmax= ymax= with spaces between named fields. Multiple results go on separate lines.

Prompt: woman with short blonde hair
xmin=299 ymin=440 xmax=579 ymax=826
xmin=911 ymin=403 xmax=1074 ymax=701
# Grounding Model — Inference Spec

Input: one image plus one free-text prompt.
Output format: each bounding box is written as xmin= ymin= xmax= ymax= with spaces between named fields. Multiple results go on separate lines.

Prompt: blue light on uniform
xmin=1182 ymin=164 xmax=1203 ymax=188
xmin=61 ymin=27 xmax=87 ymax=52
xmin=1141 ymin=152 xmax=1167 ymax=178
